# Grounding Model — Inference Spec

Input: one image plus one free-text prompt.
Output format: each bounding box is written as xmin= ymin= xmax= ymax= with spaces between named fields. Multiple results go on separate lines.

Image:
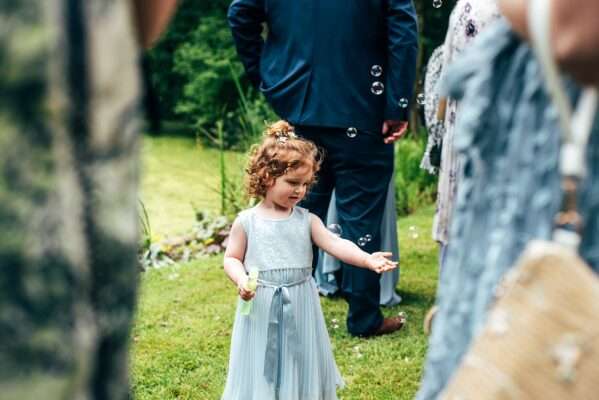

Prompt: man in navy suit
xmin=228 ymin=0 xmax=418 ymax=337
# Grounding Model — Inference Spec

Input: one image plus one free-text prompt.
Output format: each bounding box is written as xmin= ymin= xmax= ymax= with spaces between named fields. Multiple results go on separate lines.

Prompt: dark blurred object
xmin=141 ymin=54 xmax=162 ymax=134
xmin=0 ymin=1 xmax=178 ymax=398
xmin=132 ymin=0 xmax=179 ymax=49
xmin=420 ymin=45 xmax=445 ymax=174
xmin=429 ymin=140 xmax=443 ymax=168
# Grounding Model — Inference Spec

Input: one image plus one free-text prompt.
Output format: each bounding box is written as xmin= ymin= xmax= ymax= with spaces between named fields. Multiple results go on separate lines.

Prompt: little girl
xmin=221 ymin=121 xmax=397 ymax=400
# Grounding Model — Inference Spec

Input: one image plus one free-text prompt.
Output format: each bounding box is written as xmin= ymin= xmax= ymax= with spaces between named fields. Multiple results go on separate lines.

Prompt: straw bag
xmin=441 ymin=0 xmax=599 ymax=398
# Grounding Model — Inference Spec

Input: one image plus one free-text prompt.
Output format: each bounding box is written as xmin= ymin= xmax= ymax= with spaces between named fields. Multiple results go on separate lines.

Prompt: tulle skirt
xmin=222 ymin=268 xmax=344 ymax=400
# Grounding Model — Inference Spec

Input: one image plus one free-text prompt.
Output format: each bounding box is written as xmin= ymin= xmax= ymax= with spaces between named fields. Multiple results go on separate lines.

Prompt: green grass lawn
xmin=140 ymin=133 xmax=246 ymax=236
xmin=134 ymin=134 xmax=439 ymax=399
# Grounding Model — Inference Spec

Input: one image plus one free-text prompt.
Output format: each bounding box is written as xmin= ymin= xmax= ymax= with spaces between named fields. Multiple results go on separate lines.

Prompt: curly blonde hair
xmin=246 ymin=120 xmax=322 ymax=199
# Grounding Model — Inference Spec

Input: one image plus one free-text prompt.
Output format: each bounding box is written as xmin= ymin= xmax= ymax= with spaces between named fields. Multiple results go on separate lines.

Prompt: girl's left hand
xmin=237 ymin=276 xmax=256 ymax=301
xmin=365 ymin=252 xmax=398 ymax=274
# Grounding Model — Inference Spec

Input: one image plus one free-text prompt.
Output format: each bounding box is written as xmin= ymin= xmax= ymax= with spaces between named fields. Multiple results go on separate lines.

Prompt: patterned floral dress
xmin=421 ymin=45 xmax=445 ymax=175
xmin=433 ymin=0 xmax=501 ymax=245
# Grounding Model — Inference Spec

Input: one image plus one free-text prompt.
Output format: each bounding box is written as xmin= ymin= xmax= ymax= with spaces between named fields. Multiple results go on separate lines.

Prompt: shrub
xmin=139 ymin=210 xmax=233 ymax=270
xmin=172 ymin=15 xmax=240 ymax=132
xmin=394 ymin=131 xmax=438 ymax=215
xmin=149 ymin=2 xmax=276 ymax=149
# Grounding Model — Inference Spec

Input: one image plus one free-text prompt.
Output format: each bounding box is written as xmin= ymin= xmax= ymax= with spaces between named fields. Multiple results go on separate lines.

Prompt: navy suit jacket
xmin=228 ymin=0 xmax=418 ymax=132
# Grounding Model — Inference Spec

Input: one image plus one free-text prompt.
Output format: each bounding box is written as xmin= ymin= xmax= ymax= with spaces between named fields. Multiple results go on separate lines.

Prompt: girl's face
xmin=265 ymin=164 xmax=314 ymax=210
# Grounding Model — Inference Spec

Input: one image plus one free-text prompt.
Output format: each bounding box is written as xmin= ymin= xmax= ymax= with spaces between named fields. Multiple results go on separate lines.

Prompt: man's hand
xmin=382 ymin=120 xmax=409 ymax=144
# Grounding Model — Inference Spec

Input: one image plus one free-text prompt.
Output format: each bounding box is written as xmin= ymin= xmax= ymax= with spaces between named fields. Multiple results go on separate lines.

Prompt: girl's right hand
xmin=237 ymin=276 xmax=256 ymax=301
xmin=364 ymin=252 xmax=398 ymax=274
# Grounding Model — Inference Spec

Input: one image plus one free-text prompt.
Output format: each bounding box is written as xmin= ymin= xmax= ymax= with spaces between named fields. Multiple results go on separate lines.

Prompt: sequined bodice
xmin=238 ymin=206 xmax=313 ymax=271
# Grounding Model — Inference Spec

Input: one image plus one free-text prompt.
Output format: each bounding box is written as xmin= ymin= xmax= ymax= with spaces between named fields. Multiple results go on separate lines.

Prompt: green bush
xmin=148 ymin=1 xmax=275 ymax=149
xmin=394 ymin=132 xmax=438 ymax=215
xmin=172 ymin=17 xmax=276 ymax=149
xmin=172 ymin=15 xmax=239 ymax=129
xmin=228 ymin=65 xmax=278 ymax=150
xmin=147 ymin=0 xmax=209 ymax=120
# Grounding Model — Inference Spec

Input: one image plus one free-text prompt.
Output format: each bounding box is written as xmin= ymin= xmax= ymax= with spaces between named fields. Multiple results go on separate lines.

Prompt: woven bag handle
xmin=528 ymin=0 xmax=598 ymax=249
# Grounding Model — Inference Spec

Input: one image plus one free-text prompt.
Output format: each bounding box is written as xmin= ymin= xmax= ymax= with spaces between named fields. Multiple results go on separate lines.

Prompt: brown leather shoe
xmin=373 ymin=315 xmax=406 ymax=336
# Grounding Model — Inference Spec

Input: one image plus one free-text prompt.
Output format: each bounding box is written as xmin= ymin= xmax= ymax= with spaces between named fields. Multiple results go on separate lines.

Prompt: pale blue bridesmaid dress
xmin=222 ymin=206 xmax=344 ymax=400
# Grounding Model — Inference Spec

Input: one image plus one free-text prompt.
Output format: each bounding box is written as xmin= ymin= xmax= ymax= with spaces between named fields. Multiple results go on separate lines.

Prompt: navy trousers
xmin=297 ymin=126 xmax=394 ymax=336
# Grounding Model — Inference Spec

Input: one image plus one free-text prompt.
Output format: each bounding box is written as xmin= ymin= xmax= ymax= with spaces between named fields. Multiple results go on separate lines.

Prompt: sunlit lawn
xmin=133 ymin=134 xmax=439 ymax=399
xmin=140 ymin=132 xmax=245 ymax=237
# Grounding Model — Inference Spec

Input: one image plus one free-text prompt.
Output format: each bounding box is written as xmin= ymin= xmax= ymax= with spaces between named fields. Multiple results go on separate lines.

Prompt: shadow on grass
xmin=145 ymin=119 xmax=196 ymax=138
xmin=396 ymin=288 xmax=436 ymax=308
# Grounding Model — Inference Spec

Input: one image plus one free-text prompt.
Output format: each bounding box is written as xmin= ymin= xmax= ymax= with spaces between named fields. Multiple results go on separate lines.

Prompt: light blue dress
xmin=416 ymin=21 xmax=599 ymax=399
xmin=315 ymin=179 xmax=402 ymax=306
xmin=222 ymin=206 xmax=344 ymax=400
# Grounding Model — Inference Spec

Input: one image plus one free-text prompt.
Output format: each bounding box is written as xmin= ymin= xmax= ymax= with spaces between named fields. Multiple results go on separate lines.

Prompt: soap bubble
xmin=370 ymin=65 xmax=383 ymax=77
xmin=371 ymin=81 xmax=384 ymax=95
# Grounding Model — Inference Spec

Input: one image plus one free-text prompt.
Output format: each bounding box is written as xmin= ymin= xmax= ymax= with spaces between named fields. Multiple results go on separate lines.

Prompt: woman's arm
xmin=500 ymin=0 xmax=599 ymax=86
xmin=224 ymin=218 xmax=254 ymax=300
xmin=132 ymin=0 xmax=179 ymax=49
xmin=310 ymin=214 xmax=397 ymax=273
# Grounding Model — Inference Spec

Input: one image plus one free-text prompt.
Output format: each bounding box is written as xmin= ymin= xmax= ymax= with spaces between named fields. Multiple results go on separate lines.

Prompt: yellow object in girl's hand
xmin=246 ymin=268 xmax=258 ymax=291
xmin=240 ymin=269 xmax=259 ymax=316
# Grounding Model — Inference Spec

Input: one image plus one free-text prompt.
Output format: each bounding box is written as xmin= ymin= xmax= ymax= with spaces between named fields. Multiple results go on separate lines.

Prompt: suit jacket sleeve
xmin=385 ymin=0 xmax=419 ymax=121
xmin=227 ymin=0 xmax=266 ymax=88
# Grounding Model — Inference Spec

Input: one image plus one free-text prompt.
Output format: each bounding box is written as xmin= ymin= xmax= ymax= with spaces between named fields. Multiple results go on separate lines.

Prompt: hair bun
xmin=265 ymin=120 xmax=296 ymax=142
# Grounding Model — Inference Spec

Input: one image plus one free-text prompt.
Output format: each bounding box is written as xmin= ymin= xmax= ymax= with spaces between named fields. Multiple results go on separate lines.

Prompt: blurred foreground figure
xmin=416 ymin=7 xmax=599 ymax=399
xmin=0 ymin=1 xmax=176 ymax=399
